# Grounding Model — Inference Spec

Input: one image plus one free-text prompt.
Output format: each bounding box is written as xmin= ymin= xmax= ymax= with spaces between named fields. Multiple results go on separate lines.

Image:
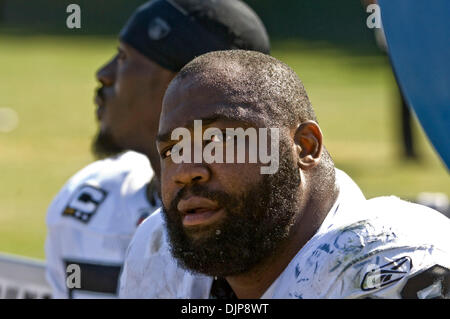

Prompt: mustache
xmin=96 ymin=87 xmax=105 ymax=101
xmin=168 ymin=184 xmax=234 ymax=213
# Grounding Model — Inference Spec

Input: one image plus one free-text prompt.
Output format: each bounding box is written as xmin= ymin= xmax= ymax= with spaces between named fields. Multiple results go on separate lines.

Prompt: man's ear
xmin=293 ymin=121 xmax=323 ymax=170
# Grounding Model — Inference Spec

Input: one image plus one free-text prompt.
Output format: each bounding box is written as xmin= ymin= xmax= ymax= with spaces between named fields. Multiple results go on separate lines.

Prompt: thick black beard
xmin=91 ymin=130 xmax=125 ymax=159
xmin=161 ymin=139 xmax=302 ymax=277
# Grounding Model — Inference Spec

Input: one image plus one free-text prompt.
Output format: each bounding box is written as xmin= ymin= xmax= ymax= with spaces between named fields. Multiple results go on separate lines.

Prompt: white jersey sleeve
xmin=45 ymin=151 xmax=160 ymax=298
xmin=269 ymin=197 xmax=450 ymax=299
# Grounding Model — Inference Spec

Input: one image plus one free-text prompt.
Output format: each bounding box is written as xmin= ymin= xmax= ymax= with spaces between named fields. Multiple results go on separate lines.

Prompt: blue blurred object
xmin=378 ymin=0 xmax=450 ymax=170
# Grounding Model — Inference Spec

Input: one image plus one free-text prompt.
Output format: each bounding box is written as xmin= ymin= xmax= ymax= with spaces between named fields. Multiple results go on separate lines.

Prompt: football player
xmin=119 ymin=50 xmax=450 ymax=299
xmin=45 ymin=0 xmax=269 ymax=298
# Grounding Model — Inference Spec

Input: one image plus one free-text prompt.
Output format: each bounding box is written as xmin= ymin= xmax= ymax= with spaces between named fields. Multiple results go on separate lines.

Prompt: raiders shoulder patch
xmin=62 ymin=184 xmax=107 ymax=223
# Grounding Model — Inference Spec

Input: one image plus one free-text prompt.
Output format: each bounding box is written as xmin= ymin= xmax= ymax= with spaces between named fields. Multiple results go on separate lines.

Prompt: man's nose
xmin=96 ymin=56 xmax=117 ymax=87
xmin=172 ymin=163 xmax=211 ymax=186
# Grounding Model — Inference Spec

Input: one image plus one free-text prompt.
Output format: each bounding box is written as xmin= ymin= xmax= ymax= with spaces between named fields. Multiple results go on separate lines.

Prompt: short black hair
xmin=176 ymin=49 xmax=318 ymax=128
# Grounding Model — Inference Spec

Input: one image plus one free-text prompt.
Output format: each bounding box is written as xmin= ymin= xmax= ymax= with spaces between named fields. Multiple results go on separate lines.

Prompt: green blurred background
xmin=0 ymin=1 xmax=448 ymax=259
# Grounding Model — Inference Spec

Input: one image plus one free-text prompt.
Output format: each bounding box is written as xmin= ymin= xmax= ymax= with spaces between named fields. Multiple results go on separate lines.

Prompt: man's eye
xmin=161 ymin=147 xmax=172 ymax=159
xmin=209 ymin=132 xmax=233 ymax=143
xmin=161 ymin=144 xmax=183 ymax=159
xmin=211 ymin=133 xmax=223 ymax=142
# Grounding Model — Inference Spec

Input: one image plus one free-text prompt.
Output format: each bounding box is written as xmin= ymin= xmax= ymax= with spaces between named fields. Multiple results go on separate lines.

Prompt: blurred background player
xmin=45 ymin=0 xmax=270 ymax=298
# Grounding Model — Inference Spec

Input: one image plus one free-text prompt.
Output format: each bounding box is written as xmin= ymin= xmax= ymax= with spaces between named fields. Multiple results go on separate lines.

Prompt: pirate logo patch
xmin=62 ymin=185 xmax=107 ymax=223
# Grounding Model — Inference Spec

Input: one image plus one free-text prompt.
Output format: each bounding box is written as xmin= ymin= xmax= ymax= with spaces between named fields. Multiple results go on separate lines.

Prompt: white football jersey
xmin=45 ymin=151 xmax=160 ymax=298
xmin=119 ymin=169 xmax=450 ymax=299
